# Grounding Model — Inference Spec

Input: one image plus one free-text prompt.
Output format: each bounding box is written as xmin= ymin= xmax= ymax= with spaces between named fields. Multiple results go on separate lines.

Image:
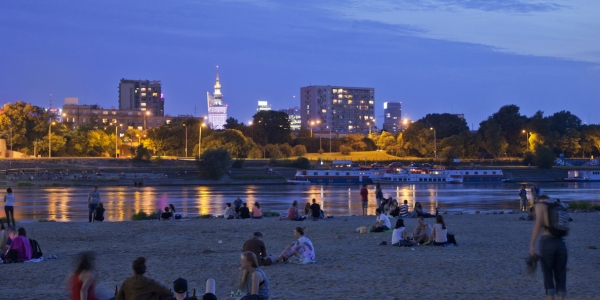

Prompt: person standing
xmin=529 ymin=195 xmax=568 ymax=299
xmin=360 ymin=184 xmax=368 ymax=216
xmin=87 ymin=186 xmax=101 ymax=223
xmin=4 ymin=188 xmax=15 ymax=227
xmin=375 ymin=183 xmax=383 ymax=208
xmin=519 ymin=185 xmax=528 ymax=211
xmin=233 ymin=197 xmax=243 ymax=215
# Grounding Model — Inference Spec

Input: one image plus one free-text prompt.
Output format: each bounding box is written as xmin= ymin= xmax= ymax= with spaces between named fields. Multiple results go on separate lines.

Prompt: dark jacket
xmin=116 ymin=274 xmax=173 ymax=300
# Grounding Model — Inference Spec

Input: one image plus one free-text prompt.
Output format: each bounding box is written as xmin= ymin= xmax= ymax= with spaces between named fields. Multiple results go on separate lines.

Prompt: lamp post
xmin=310 ymin=121 xmax=314 ymax=138
xmin=115 ymin=123 xmax=122 ymax=158
xmin=198 ymin=123 xmax=205 ymax=157
xmin=183 ymin=123 xmax=188 ymax=157
xmin=367 ymin=122 xmax=371 ymax=135
xmin=430 ymin=127 xmax=437 ymax=160
xmin=144 ymin=111 xmax=151 ymax=130
xmin=522 ymin=130 xmax=529 ymax=152
xmin=48 ymin=121 xmax=55 ymax=157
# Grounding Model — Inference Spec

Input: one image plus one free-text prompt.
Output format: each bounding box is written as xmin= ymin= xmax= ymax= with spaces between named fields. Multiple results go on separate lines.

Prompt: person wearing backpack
xmin=529 ymin=195 xmax=568 ymax=299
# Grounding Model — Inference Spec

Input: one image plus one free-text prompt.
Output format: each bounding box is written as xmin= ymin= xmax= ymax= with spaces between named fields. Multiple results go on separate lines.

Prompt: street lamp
xmin=522 ymin=130 xmax=530 ymax=152
xmin=144 ymin=111 xmax=151 ymax=130
xmin=310 ymin=121 xmax=314 ymax=138
xmin=183 ymin=123 xmax=188 ymax=157
xmin=367 ymin=122 xmax=371 ymax=135
xmin=48 ymin=121 xmax=55 ymax=158
xmin=198 ymin=123 xmax=205 ymax=157
xmin=430 ymin=127 xmax=437 ymax=160
xmin=115 ymin=123 xmax=122 ymax=158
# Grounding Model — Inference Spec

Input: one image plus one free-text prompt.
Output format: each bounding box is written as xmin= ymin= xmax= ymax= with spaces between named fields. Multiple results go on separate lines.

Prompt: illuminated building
xmin=278 ymin=107 xmax=301 ymax=131
xmin=206 ymin=66 xmax=227 ymax=130
xmin=300 ymin=85 xmax=375 ymax=135
xmin=257 ymin=101 xmax=271 ymax=111
xmin=383 ymin=102 xmax=402 ymax=133
xmin=119 ymin=79 xmax=164 ymax=116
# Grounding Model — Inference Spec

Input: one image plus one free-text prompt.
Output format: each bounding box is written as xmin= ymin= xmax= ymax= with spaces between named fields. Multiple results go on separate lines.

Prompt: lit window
xmin=82 ymin=118 xmax=86 ymax=123
xmin=141 ymin=93 xmax=146 ymax=96
xmin=112 ymin=111 xmax=116 ymax=115
xmin=148 ymin=88 xmax=152 ymax=91
xmin=103 ymin=111 xmax=108 ymax=115
xmin=369 ymin=101 xmax=374 ymax=104
xmin=386 ymin=113 xmax=390 ymax=117
xmin=338 ymin=94 xmax=343 ymax=99
xmin=348 ymin=125 xmax=353 ymax=130
xmin=152 ymin=92 xmax=158 ymax=97
xmin=333 ymin=89 xmax=337 ymax=93
xmin=322 ymin=109 xmax=326 ymax=113
xmin=166 ymin=120 xmax=171 ymax=124
xmin=348 ymin=100 xmax=352 ymax=104
xmin=141 ymin=88 xmax=146 ymax=91
xmin=102 ymin=119 xmax=108 ymax=123
xmin=141 ymin=103 xmax=146 ymax=106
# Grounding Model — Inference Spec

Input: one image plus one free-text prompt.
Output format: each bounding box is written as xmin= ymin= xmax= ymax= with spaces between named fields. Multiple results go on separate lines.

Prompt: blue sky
xmin=1 ymin=0 xmax=599 ymax=128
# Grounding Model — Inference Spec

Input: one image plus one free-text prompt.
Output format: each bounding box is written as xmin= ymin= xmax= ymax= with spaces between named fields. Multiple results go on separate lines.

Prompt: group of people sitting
xmin=277 ymin=199 xmax=323 ymax=221
xmin=377 ymin=198 xmax=435 ymax=219
xmin=242 ymin=227 xmax=316 ymax=267
xmin=370 ymin=212 xmax=455 ymax=247
xmin=1 ymin=225 xmax=34 ymax=263
xmin=224 ymin=198 xmax=265 ymax=219
xmin=159 ymin=204 xmax=182 ymax=221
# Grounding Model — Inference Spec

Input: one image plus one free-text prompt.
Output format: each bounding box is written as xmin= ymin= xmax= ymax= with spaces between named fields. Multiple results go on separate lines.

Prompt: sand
xmin=2 ymin=212 xmax=599 ymax=300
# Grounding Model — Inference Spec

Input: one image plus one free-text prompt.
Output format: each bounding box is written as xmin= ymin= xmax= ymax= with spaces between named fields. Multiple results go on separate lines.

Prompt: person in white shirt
xmin=370 ymin=208 xmax=391 ymax=232
xmin=429 ymin=215 xmax=448 ymax=246
xmin=224 ymin=203 xmax=235 ymax=219
xmin=391 ymin=219 xmax=414 ymax=246
xmin=3 ymin=188 xmax=15 ymax=227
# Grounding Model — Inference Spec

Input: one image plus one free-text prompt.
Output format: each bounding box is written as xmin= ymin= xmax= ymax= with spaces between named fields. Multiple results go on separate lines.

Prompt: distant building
xmin=257 ymin=101 xmax=271 ymax=112
xmin=206 ymin=67 xmax=227 ymax=130
xmin=278 ymin=107 xmax=301 ymax=131
xmin=453 ymin=113 xmax=465 ymax=120
xmin=118 ymin=79 xmax=164 ymax=116
xmin=383 ymin=102 xmax=402 ymax=133
xmin=300 ymin=85 xmax=374 ymax=135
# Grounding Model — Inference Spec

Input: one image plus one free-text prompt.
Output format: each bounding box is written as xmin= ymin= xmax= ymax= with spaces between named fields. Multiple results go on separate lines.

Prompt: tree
xmin=534 ymin=146 xmax=555 ymax=169
xmin=279 ymin=143 xmax=293 ymax=158
xmin=0 ymin=101 xmax=52 ymax=152
xmin=489 ymin=105 xmax=527 ymax=156
xmin=401 ymin=122 xmax=432 ymax=156
xmin=202 ymin=129 xmax=260 ymax=158
xmin=343 ymin=134 xmax=367 ymax=151
xmin=293 ymin=144 xmax=307 ymax=156
xmin=38 ymin=133 xmax=67 ymax=156
xmin=132 ymin=144 xmax=151 ymax=161
xmin=251 ymin=111 xmax=292 ymax=145
xmin=477 ymin=118 xmax=508 ymax=158
xmin=264 ymin=144 xmax=283 ymax=159
xmin=224 ymin=117 xmax=245 ymax=131
xmin=196 ymin=148 xmax=233 ymax=180
xmin=414 ymin=113 xmax=469 ymax=139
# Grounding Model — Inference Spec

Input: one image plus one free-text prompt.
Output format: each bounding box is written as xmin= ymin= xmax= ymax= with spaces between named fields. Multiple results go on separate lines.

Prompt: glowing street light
xmin=522 ymin=130 xmax=530 ymax=152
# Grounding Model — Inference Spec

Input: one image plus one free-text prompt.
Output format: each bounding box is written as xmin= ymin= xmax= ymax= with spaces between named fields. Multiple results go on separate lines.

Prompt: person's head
xmin=539 ymin=195 xmax=550 ymax=202
xmin=164 ymin=206 xmax=170 ymax=212
xmin=376 ymin=208 xmax=382 ymax=216
xmin=240 ymin=251 xmax=260 ymax=287
xmin=254 ymin=202 xmax=260 ymax=208
xmin=202 ymin=293 xmax=217 ymax=300
xmin=294 ymin=227 xmax=305 ymax=238
xmin=17 ymin=227 xmax=26 ymax=237
xmin=98 ymin=203 xmax=103 ymax=208
xmin=376 ymin=183 xmax=380 ymax=188
xmin=169 ymin=204 xmax=176 ymax=212
xmin=6 ymin=188 xmax=12 ymax=194
xmin=404 ymin=199 xmax=408 ymax=205
xmin=7 ymin=227 xmax=17 ymax=239
xmin=132 ymin=257 xmax=147 ymax=275
xmin=417 ymin=216 xmax=424 ymax=226
xmin=173 ymin=277 xmax=188 ymax=295
xmin=312 ymin=198 xmax=316 ymax=204
xmin=226 ymin=203 xmax=232 ymax=207
xmin=395 ymin=219 xmax=405 ymax=229
xmin=93 ymin=186 xmax=98 ymax=191
xmin=253 ymin=232 xmax=263 ymax=239
xmin=74 ymin=251 xmax=95 ymax=273
xmin=436 ymin=215 xmax=446 ymax=230
xmin=292 ymin=200 xmax=297 ymax=207
xmin=415 ymin=202 xmax=422 ymax=208
xmin=243 ymin=203 xmax=247 ymax=207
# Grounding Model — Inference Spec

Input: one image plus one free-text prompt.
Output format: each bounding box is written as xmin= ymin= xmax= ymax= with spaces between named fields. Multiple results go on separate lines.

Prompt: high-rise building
xmin=383 ymin=102 xmax=402 ymax=133
xmin=257 ymin=101 xmax=271 ymax=111
xmin=206 ymin=67 xmax=228 ymax=130
xmin=300 ymin=85 xmax=374 ymax=135
xmin=118 ymin=79 xmax=164 ymax=116
xmin=278 ymin=107 xmax=301 ymax=131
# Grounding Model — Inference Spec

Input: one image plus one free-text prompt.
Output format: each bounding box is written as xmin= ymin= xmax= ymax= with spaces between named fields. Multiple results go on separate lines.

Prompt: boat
xmin=564 ymin=170 xmax=600 ymax=181
xmin=444 ymin=169 xmax=504 ymax=182
xmin=289 ymin=169 xmax=386 ymax=184
xmin=373 ymin=168 xmax=505 ymax=184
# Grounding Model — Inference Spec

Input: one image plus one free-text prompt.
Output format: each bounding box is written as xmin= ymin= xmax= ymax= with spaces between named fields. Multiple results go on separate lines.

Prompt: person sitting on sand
xmin=116 ymin=257 xmax=173 ymax=300
xmin=69 ymin=251 xmax=101 ymax=300
xmin=399 ymin=200 xmax=410 ymax=218
xmin=0 ymin=222 xmax=7 ymax=250
xmin=224 ymin=203 xmax=235 ymax=219
xmin=309 ymin=199 xmax=321 ymax=221
xmin=240 ymin=203 xmax=251 ymax=219
xmin=388 ymin=200 xmax=400 ymax=217
xmin=428 ymin=215 xmax=448 ymax=246
xmin=237 ymin=251 xmax=270 ymax=300
xmin=283 ymin=200 xmax=305 ymax=221
xmin=304 ymin=202 xmax=311 ymax=217
xmin=414 ymin=202 xmax=433 ymax=218
xmin=411 ymin=217 xmax=431 ymax=244
xmin=275 ymin=227 xmax=316 ymax=264
xmin=3 ymin=227 xmax=31 ymax=262
xmin=370 ymin=208 xmax=391 ymax=232
xmin=391 ymin=219 xmax=413 ymax=246
xmin=93 ymin=203 xmax=105 ymax=222
xmin=170 ymin=204 xmax=181 ymax=219
xmin=242 ymin=232 xmax=272 ymax=266
xmin=160 ymin=207 xmax=173 ymax=221
xmin=252 ymin=202 xmax=263 ymax=219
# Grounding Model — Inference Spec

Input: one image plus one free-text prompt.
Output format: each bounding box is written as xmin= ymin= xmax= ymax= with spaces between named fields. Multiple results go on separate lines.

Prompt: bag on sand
xmin=29 ymin=239 xmax=43 ymax=259
xmin=546 ymin=202 xmax=569 ymax=237
xmin=446 ymin=233 xmax=458 ymax=245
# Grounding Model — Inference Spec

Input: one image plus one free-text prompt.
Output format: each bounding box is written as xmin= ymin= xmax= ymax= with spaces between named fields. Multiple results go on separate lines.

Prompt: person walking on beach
xmin=68 ymin=251 xmax=101 ymax=300
xmin=519 ymin=185 xmax=528 ymax=212
xmin=360 ymin=184 xmax=368 ymax=216
xmin=87 ymin=186 xmax=101 ymax=223
xmin=529 ymin=195 xmax=568 ymax=299
xmin=4 ymin=188 xmax=16 ymax=227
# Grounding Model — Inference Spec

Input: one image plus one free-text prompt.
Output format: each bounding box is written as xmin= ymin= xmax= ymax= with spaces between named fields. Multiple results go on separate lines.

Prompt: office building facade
xmin=383 ymin=102 xmax=402 ymax=133
xmin=257 ymin=101 xmax=271 ymax=112
xmin=118 ymin=79 xmax=165 ymax=116
xmin=300 ymin=85 xmax=374 ymax=135
xmin=278 ymin=107 xmax=301 ymax=131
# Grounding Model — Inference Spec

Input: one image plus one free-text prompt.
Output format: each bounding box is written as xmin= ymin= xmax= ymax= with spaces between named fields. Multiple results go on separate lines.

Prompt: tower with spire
xmin=206 ymin=66 xmax=227 ymax=129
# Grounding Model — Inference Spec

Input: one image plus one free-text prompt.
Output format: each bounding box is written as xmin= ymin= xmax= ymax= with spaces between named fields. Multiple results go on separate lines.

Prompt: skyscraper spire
xmin=214 ymin=65 xmax=221 ymax=90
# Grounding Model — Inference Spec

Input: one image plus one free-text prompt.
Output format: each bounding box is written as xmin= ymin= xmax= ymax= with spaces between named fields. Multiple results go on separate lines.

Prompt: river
xmin=5 ymin=182 xmax=599 ymax=222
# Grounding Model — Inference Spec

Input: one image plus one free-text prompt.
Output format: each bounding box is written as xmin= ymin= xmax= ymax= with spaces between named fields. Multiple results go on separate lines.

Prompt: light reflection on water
xmin=9 ymin=182 xmax=599 ymax=222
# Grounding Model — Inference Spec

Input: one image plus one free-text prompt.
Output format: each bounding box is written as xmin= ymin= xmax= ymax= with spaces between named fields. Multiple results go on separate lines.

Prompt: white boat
xmin=289 ymin=169 xmax=386 ymax=184
xmin=565 ymin=170 xmax=600 ymax=181
xmin=374 ymin=168 xmax=504 ymax=184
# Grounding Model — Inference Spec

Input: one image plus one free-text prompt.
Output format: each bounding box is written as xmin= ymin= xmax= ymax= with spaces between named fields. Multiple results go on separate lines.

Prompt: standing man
xmin=242 ymin=232 xmax=272 ymax=266
xmin=529 ymin=195 xmax=568 ymax=299
xmin=360 ymin=184 xmax=368 ymax=216
xmin=519 ymin=185 xmax=528 ymax=211
xmin=233 ymin=197 xmax=243 ymax=216
xmin=88 ymin=186 xmax=101 ymax=223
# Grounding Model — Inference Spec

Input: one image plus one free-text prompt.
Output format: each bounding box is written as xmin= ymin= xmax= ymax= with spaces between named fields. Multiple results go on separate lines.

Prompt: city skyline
xmin=1 ymin=1 xmax=599 ymax=128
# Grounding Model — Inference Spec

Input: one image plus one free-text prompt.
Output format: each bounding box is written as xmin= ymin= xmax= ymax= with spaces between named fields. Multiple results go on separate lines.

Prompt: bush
xmin=568 ymin=201 xmax=592 ymax=210
xmin=232 ymin=159 xmax=245 ymax=169
xmin=534 ymin=147 xmax=555 ymax=169
xmin=339 ymin=145 xmax=352 ymax=155
xmin=290 ymin=157 xmax=311 ymax=169
xmin=293 ymin=144 xmax=307 ymax=156
xmin=17 ymin=182 xmax=34 ymax=187
xmin=196 ymin=214 xmax=213 ymax=219
xmin=279 ymin=143 xmax=293 ymax=158
xmin=196 ymin=148 xmax=233 ymax=180
xmin=522 ymin=150 xmax=534 ymax=166
xmin=133 ymin=144 xmax=151 ymax=161
xmin=131 ymin=211 xmax=148 ymax=220
xmin=263 ymin=210 xmax=281 ymax=217
xmin=264 ymin=144 xmax=283 ymax=159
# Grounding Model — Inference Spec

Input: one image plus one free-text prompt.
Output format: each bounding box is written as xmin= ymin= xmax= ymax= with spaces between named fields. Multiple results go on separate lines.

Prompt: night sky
xmin=1 ymin=0 xmax=599 ymax=128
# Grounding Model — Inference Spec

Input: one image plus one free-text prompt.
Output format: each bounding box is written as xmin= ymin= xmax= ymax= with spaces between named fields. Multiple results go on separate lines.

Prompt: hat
xmin=173 ymin=277 xmax=188 ymax=294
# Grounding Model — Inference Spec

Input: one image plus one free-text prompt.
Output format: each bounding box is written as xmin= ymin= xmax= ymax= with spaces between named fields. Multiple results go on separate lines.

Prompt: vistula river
xmin=6 ymin=182 xmax=600 ymax=222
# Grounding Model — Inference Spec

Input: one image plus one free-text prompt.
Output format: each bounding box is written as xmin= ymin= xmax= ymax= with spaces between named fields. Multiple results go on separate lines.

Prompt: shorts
xmin=362 ymin=201 xmax=368 ymax=208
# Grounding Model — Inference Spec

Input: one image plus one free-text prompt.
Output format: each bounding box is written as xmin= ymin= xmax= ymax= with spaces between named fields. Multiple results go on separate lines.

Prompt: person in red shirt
xmin=69 ymin=251 xmax=98 ymax=300
xmin=360 ymin=184 xmax=368 ymax=216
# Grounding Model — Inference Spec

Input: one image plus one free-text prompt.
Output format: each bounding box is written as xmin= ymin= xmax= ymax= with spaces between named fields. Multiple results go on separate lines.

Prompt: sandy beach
xmin=3 ymin=212 xmax=599 ymax=300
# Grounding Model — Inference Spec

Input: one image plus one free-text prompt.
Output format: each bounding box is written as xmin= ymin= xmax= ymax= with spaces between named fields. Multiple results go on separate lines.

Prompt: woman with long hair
xmin=429 ymin=215 xmax=448 ymax=246
xmin=238 ymin=251 xmax=270 ymax=300
xmin=274 ymin=227 xmax=315 ymax=264
xmin=69 ymin=251 xmax=98 ymax=300
xmin=252 ymin=202 xmax=263 ymax=219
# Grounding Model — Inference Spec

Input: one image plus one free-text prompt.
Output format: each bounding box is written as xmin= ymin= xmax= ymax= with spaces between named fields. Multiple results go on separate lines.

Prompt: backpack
xmin=546 ymin=202 xmax=570 ymax=237
xmin=29 ymin=239 xmax=43 ymax=259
